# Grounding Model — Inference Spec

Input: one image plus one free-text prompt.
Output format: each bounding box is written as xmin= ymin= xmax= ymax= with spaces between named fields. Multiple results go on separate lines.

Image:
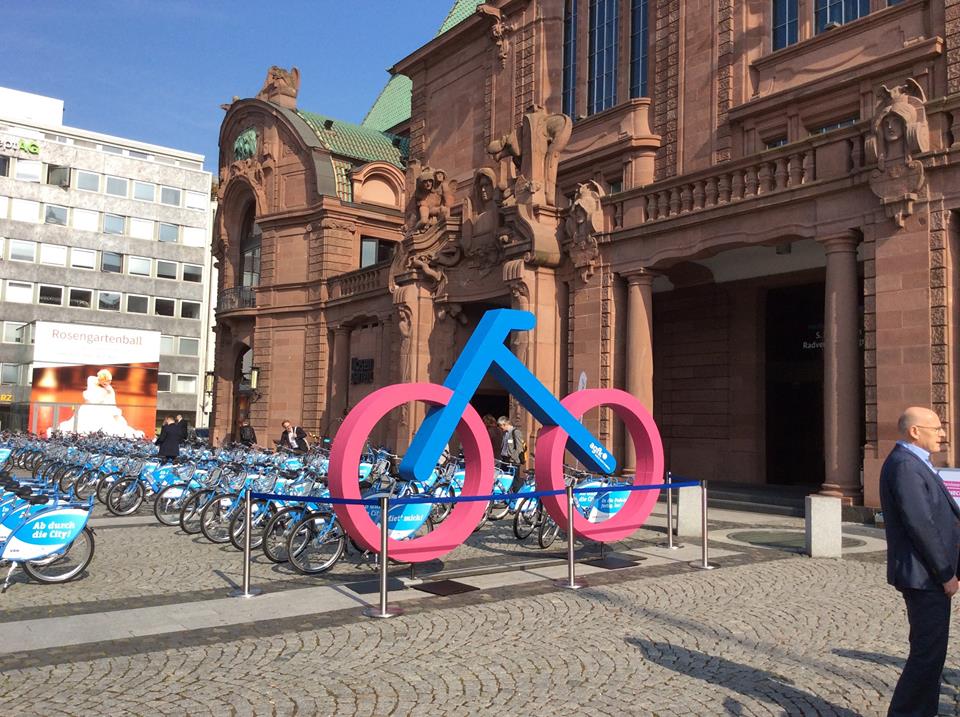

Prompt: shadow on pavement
xmin=626 ymin=637 xmax=861 ymax=716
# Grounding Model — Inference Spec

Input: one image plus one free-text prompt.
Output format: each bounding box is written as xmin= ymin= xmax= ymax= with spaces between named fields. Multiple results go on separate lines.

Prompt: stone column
xmin=819 ymin=232 xmax=861 ymax=501
xmin=327 ymin=326 xmax=351 ymax=436
xmin=623 ymin=270 xmax=655 ymax=475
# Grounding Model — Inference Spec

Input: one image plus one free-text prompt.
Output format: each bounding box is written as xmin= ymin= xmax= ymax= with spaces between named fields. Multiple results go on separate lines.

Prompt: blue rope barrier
xmin=251 ymin=479 xmax=702 ymax=509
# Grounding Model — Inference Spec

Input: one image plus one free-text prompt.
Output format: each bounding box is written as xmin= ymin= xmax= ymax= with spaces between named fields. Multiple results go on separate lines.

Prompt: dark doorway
xmin=765 ymin=283 xmax=825 ymax=488
xmin=470 ymin=392 xmax=510 ymax=422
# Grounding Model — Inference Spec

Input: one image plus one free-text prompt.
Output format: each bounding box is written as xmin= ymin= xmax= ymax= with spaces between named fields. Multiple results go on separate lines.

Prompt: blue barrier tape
xmin=251 ymin=479 xmax=702 ymax=509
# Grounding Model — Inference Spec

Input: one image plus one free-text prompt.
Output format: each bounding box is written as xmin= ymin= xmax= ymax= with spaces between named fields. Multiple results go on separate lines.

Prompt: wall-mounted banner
xmin=30 ymin=322 xmax=161 ymax=438
xmin=0 ymin=134 xmax=40 ymax=156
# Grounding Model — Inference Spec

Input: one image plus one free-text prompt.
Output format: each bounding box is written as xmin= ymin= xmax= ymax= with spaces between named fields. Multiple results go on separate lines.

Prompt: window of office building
xmin=105 ymin=176 xmax=129 ymax=197
xmin=155 ymin=298 xmax=175 ymax=317
xmin=0 ymin=156 xmax=8 ymax=177
xmin=160 ymin=186 xmax=181 ymax=206
xmin=3 ymin=322 xmax=26 ymax=343
xmin=10 ymin=198 xmax=40 ymax=223
xmin=182 ymin=264 xmax=202 ymax=283
xmin=44 ymin=204 xmax=68 ymax=225
xmin=38 ymin=285 xmax=63 ymax=306
xmin=129 ymin=217 xmax=154 ymax=241
xmin=157 ymin=260 xmax=177 ymax=280
xmin=180 ymin=301 xmax=201 ymax=320
xmin=176 ymin=375 xmax=197 ymax=394
xmin=773 ymin=0 xmax=799 ymax=49
xmin=14 ymin=159 xmax=41 ymax=183
xmin=1 ymin=364 xmax=19 ymax=384
xmin=240 ymin=208 xmax=261 ymax=287
xmin=128 ymin=256 xmax=152 ymax=276
xmin=182 ymin=226 xmax=205 ymax=246
xmin=9 ymin=239 xmax=36 ymax=262
xmin=126 ymin=295 xmax=149 ymax=314
xmin=5 ymin=281 xmax=33 ymax=303
xmin=71 ymin=248 xmax=96 ymax=270
xmin=158 ymin=373 xmax=172 ymax=392
xmin=185 ymin=191 xmax=207 ymax=210
xmin=69 ymin=288 xmax=92 ymax=308
xmin=588 ymin=0 xmax=619 ymax=115
xmin=815 ymin=0 xmax=868 ymax=32
xmin=629 ymin=0 xmax=649 ymax=98
xmin=133 ymin=181 xmax=155 ymax=201
xmin=160 ymin=335 xmax=175 ymax=354
xmin=72 ymin=208 xmax=99 ymax=232
xmin=98 ymin=291 xmax=121 ymax=311
xmin=158 ymin=223 xmax=179 ymax=243
xmin=179 ymin=338 xmax=199 ymax=356
xmin=76 ymin=170 xmax=100 ymax=192
xmin=101 ymin=251 xmax=123 ymax=273
xmin=39 ymin=244 xmax=67 ymax=266
xmin=562 ymin=0 xmax=578 ymax=117
xmin=103 ymin=213 xmax=125 ymax=235
xmin=46 ymin=165 xmax=70 ymax=188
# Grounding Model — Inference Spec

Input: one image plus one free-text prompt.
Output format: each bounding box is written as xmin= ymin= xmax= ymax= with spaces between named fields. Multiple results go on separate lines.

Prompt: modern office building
xmin=212 ymin=0 xmax=960 ymax=507
xmin=0 ymin=87 xmax=215 ymax=431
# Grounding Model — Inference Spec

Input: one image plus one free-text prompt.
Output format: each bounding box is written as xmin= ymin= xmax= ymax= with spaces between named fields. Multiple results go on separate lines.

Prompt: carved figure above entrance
xmin=865 ymin=79 xmax=929 ymax=227
xmin=403 ymin=164 xmax=456 ymax=233
xmin=256 ymin=66 xmax=301 ymax=109
xmin=564 ymin=181 xmax=605 ymax=283
xmin=487 ymin=106 xmax=572 ymax=207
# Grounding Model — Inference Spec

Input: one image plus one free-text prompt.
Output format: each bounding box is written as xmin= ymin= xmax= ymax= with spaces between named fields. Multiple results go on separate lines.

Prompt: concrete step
xmin=708 ymin=497 xmax=805 ymax=517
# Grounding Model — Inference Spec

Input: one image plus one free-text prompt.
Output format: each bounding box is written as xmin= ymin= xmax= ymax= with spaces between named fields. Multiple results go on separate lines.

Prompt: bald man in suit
xmin=880 ymin=406 xmax=960 ymax=716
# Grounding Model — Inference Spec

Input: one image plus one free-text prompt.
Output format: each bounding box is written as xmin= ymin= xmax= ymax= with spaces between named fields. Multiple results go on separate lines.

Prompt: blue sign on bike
xmin=2 ymin=508 xmax=88 ymax=561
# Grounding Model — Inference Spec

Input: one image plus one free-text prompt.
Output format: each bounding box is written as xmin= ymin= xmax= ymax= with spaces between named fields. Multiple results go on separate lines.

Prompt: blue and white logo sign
xmin=2 ymin=508 xmax=88 ymax=561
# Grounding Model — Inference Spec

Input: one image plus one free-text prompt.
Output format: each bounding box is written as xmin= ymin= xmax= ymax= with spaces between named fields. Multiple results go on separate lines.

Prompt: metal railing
xmin=217 ymin=286 xmax=256 ymax=313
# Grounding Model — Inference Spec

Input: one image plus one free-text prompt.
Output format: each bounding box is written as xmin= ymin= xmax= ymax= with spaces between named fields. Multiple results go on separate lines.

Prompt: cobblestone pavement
xmin=2 ymin=551 xmax=957 ymax=716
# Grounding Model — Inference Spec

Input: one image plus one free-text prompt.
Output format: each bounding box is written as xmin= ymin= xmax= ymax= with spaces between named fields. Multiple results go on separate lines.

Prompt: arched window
xmin=239 ymin=207 xmax=261 ymax=288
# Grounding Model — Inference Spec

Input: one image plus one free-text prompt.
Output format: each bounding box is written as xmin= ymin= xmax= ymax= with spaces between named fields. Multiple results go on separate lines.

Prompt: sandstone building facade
xmin=212 ymin=0 xmax=960 ymax=506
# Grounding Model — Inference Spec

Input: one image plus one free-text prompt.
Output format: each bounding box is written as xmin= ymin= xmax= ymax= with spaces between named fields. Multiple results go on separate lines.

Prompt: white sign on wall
xmin=32 ymin=322 xmax=161 ymax=366
xmin=938 ymin=468 xmax=960 ymax=510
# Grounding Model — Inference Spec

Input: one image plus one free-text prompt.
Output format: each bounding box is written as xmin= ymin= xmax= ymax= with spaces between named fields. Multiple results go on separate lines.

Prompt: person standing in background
xmin=155 ymin=415 xmax=182 ymax=464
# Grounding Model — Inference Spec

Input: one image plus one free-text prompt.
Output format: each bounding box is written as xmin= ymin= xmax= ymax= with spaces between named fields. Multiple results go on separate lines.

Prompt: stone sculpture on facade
xmin=403 ymin=165 xmax=456 ymax=233
xmin=865 ymin=79 xmax=929 ymax=227
xmin=256 ymin=66 xmax=301 ymax=109
xmin=564 ymin=181 xmax=605 ymax=283
xmin=488 ymin=105 xmax=573 ymax=207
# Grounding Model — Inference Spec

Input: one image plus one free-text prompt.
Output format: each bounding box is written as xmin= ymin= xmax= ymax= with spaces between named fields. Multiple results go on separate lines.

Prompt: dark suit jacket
xmin=174 ymin=420 xmax=188 ymax=442
xmin=279 ymin=427 xmax=308 ymax=452
xmin=155 ymin=423 xmax=181 ymax=458
xmin=879 ymin=443 xmax=960 ymax=591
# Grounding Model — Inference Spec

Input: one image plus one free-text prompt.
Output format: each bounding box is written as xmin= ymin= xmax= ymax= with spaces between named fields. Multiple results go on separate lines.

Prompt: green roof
xmin=360 ymin=0 xmax=483 ymax=131
xmin=361 ymin=74 xmax=413 ymax=132
xmin=436 ymin=0 xmax=483 ymax=35
xmin=296 ymin=110 xmax=408 ymax=168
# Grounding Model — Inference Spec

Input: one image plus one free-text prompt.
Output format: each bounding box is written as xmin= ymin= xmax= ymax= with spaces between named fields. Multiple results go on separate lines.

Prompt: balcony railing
xmin=328 ymin=262 xmax=390 ymax=300
xmin=217 ymin=286 xmax=256 ymax=313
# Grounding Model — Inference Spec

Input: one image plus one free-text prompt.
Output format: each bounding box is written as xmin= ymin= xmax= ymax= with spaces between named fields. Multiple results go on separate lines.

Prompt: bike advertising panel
xmin=28 ymin=322 xmax=161 ymax=438
xmin=327 ymin=309 xmax=665 ymax=563
xmin=0 ymin=508 xmax=89 ymax=562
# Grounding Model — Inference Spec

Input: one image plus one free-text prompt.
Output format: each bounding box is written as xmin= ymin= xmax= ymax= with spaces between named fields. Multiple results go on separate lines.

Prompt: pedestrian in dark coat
xmin=155 ymin=416 xmax=182 ymax=464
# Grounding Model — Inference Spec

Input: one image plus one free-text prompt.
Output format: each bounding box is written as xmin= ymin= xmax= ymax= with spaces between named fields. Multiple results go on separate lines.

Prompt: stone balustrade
xmin=328 ymin=262 xmax=389 ymax=300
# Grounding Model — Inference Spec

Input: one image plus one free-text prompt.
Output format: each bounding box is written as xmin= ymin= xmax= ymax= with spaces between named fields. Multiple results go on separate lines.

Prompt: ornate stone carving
xmin=865 ymin=79 xmax=929 ymax=227
xmin=437 ymin=301 xmax=468 ymax=325
xmin=460 ymin=168 xmax=506 ymax=272
xmin=477 ymin=4 xmax=511 ymax=68
xmin=233 ymin=128 xmax=257 ymax=162
xmin=564 ymin=181 xmax=605 ymax=283
xmin=256 ymin=66 xmax=300 ymax=109
xmin=488 ymin=106 xmax=572 ymax=207
xmin=394 ymin=295 xmax=414 ymax=429
xmin=403 ymin=164 xmax=456 ymax=233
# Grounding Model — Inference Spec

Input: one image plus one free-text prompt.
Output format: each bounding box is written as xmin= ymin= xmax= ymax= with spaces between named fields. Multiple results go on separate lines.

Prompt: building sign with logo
xmin=0 ymin=134 xmax=40 ymax=157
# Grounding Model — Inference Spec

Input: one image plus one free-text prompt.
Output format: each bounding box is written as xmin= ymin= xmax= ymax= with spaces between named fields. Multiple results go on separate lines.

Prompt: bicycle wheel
xmin=429 ymin=483 xmax=455 ymax=525
xmin=513 ymin=496 xmax=541 ymax=540
xmin=200 ymin=493 xmax=239 ymax=543
xmin=57 ymin=466 xmax=82 ymax=495
xmin=154 ymin=483 xmax=191 ymax=526
xmin=72 ymin=470 xmax=101 ymax=501
xmin=486 ymin=487 xmax=511 ymax=522
xmin=287 ymin=511 xmax=345 ymax=575
xmin=228 ymin=499 xmax=271 ymax=551
xmin=95 ymin=472 xmax=120 ymax=504
xmin=262 ymin=505 xmax=307 ymax=563
xmin=538 ymin=511 xmax=561 ymax=548
xmin=106 ymin=478 xmax=144 ymax=516
xmin=22 ymin=526 xmax=95 ymax=583
xmin=179 ymin=489 xmax=213 ymax=534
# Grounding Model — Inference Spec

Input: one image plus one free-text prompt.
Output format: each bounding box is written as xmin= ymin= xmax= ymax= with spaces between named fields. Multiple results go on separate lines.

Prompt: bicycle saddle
xmin=16 ymin=487 xmax=33 ymax=499
xmin=28 ymin=495 xmax=49 ymax=505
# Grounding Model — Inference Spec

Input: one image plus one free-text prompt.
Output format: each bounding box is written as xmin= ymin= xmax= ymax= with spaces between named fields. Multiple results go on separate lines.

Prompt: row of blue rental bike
xmin=0 ymin=429 xmax=633 ymax=584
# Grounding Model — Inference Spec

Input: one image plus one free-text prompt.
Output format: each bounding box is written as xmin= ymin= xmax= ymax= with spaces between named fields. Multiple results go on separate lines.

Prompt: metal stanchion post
xmin=659 ymin=471 xmax=683 ymax=549
xmin=690 ymin=480 xmax=717 ymax=570
xmin=555 ymin=485 xmax=585 ymax=590
xmin=229 ymin=487 xmax=262 ymax=598
xmin=364 ymin=495 xmax=402 ymax=618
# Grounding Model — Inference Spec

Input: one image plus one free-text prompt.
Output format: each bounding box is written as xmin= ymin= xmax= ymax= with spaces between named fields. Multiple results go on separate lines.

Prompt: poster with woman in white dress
xmin=51 ymin=369 xmax=144 ymax=438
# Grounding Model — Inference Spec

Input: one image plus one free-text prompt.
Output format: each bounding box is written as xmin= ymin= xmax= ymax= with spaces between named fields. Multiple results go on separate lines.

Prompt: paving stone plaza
xmin=1 ymin=500 xmax=956 ymax=716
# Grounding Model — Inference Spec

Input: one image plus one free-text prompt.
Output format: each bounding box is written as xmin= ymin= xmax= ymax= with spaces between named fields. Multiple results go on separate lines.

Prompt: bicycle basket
xmin=252 ymin=473 xmax=278 ymax=493
xmin=226 ymin=470 xmax=247 ymax=492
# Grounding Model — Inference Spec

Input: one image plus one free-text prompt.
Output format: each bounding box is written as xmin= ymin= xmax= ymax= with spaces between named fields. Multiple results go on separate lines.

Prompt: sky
xmin=1 ymin=0 xmax=456 ymax=170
